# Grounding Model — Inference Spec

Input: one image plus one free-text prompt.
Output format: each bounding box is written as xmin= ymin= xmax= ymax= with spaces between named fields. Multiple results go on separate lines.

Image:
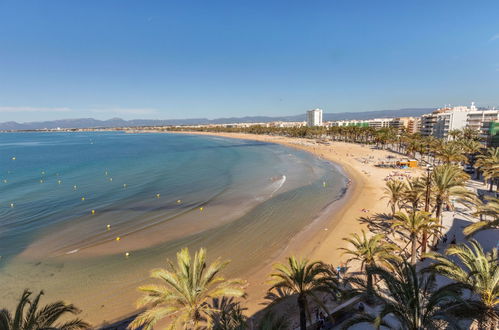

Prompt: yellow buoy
xmin=116 ymin=236 xmax=121 ymax=241
xmin=58 ymin=180 xmax=62 ymax=184
xmin=10 ymin=203 xmax=14 ymax=208
xmin=177 ymin=199 xmax=182 ymax=204
xmin=323 ymin=181 xmax=326 ymax=187
xmin=81 ymin=197 xmax=85 ymax=201
xmin=200 ymin=207 xmax=204 ymax=211
xmin=109 ymin=178 xmax=113 ymax=182
xmin=156 ymin=193 xmax=160 ymax=198
xmin=125 ymin=252 xmax=130 ymax=257
xmin=91 ymin=209 xmax=95 ymax=215
xmin=11 ymin=157 xmax=15 ymax=160
xmin=123 ymin=184 xmax=127 ymax=188
xmin=41 ymin=171 xmax=45 ymax=175
xmin=107 ymin=224 xmax=111 ymax=230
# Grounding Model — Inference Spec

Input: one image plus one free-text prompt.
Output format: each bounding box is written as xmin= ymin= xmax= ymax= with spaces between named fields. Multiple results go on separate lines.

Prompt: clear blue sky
xmin=1 ymin=1 xmax=498 ymax=122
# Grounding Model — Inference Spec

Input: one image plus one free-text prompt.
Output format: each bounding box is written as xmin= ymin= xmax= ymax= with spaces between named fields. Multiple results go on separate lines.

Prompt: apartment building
xmin=466 ymin=110 xmax=499 ymax=140
xmin=306 ymin=109 xmax=323 ymax=127
xmin=390 ymin=117 xmax=419 ymax=134
xmin=421 ymin=105 xmax=470 ymax=139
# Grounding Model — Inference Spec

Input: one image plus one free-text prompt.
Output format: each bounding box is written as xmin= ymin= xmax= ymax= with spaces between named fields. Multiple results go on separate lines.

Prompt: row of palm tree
xmin=3 ymin=129 xmax=496 ymax=329
xmin=8 ymin=239 xmax=494 ymax=329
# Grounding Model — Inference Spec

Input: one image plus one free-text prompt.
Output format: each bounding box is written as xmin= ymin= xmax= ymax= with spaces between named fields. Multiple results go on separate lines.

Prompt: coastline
xmin=168 ymin=131 xmax=403 ymax=315
xmin=0 ymin=130 xmax=409 ymax=327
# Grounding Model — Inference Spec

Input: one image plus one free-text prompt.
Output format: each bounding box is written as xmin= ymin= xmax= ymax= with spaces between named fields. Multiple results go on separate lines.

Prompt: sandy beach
xmin=0 ymin=131 xmax=418 ymax=327
xmin=171 ymin=132 xmax=418 ymax=316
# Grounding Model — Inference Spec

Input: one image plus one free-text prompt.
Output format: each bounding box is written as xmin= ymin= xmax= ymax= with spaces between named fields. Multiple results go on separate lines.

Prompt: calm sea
xmin=0 ymin=132 xmax=347 ymax=324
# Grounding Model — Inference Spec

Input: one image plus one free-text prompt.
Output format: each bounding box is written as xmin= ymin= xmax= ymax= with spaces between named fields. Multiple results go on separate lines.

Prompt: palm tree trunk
xmin=411 ymin=234 xmax=417 ymax=264
xmin=298 ymin=294 xmax=307 ymax=330
xmin=366 ymin=272 xmax=374 ymax=304
xmin=432 ymin=201 xmax=443 ymax=246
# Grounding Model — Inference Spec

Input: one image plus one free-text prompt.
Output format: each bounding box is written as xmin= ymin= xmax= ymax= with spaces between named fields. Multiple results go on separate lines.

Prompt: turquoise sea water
xmin=0 ymin=132 xmax=347 ymax=324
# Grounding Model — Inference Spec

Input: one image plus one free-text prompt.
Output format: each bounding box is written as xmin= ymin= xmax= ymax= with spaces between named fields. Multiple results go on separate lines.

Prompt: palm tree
xmin=383 ymin=180 xmax=407 ymax=217
xmin=425 ymin=240 xmax=499 ymax=329
xmin=340 ymin=230 xmax=400 ymax=301
xmin=267 ymin=256 xmax=329 ymax=330
xmin=436 ymin=141 xmax=467 ymax=164
xmin=448 ymin=129 xmax=463 ymax=141
xmin=0 ymin=289 xmax=90 ymax=330
xmin=128 ymin=248 xmax=246 ymax=330
xmin=475 ymin=147 xmax=499 ymax=191
xmin=430 ymin=164 xmax=475 ymax=229
xmin=464 ymin=196 xmax=499 ymax=236
xmin=402 ymin=177 xmax=426 ymax=212
xmin=460 ymin=138 xmax=482 ymax=157
xmin=391 ymin=211 xmax=441 ymax=264
xmin=345 ymin=261 xmax=461 ymax=329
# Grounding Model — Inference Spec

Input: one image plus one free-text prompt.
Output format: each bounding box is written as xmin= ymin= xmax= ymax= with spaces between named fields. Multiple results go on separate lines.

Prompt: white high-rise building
xmin=306 ymin=108 xmax=323 ymax=127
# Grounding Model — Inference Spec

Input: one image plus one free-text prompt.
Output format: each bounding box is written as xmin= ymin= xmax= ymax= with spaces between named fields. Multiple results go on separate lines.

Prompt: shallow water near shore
xmin=0 ymin=132 xmax=347 ymax=324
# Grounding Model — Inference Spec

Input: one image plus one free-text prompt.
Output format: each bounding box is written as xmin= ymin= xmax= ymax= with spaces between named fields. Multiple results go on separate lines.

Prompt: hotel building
xmin=306 ymin=109 xmax=323 ymax=127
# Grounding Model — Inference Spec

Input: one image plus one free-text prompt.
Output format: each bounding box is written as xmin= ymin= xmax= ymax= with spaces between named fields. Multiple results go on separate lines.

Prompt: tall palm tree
xmin=345 ymin=261 xmax=461 ymax=330
xmin=402 ymin=177 xmax=426 ymax=212
xmin=464 ymin=196 xmax=499 ymax=236
xmin=267 ymin=256 xmax=329 ymax=330
xmin=128 ymin=248 xmax=246 ymax=330
xmin=460 ymin=138 xmax=483 ymax=157
xmin=425 ymin=240 xmax=499 ymax=329
xmin=475 ymin=147 xmax=499 ymax=191
xmin=430 ymin=164 xmax=475 ymax=229
xmin=0 ymin=289 xmax=90 ymax=330
xmin=340 ymin=230 xmax=400 ymax=301
xmin=391 ymin=211 xmax=441 ymax=264
xmin=436 ymin=141 xmax=467 ymax=164
xmin=383 ymin=180 xmax=407 ymax=217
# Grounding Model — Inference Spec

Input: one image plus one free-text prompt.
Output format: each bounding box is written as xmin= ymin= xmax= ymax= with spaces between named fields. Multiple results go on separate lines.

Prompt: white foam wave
xmin=270 ymin=175 xmax=286 ymax=196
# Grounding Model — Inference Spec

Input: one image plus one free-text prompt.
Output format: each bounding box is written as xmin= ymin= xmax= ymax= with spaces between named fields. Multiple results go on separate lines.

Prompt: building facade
xmin=306 ymin=109 xmax=323 ymax=127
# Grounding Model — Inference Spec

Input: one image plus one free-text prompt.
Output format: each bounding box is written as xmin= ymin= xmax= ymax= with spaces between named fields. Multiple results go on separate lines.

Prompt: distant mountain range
xmin=0 ymin=108 xmax=434 ymax=130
